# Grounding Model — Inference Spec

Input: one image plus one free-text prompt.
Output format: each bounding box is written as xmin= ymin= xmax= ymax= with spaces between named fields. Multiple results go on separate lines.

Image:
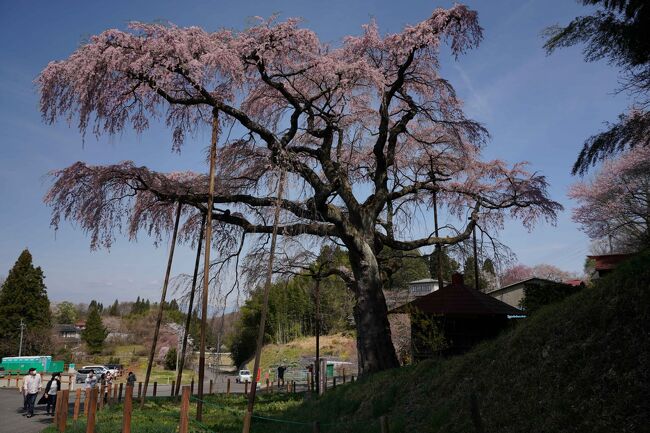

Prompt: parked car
xmin=82 ymin=365 xmax=109 ymax=375
xmin=105 ymin=364 xmax=122 ymax=376
xmin=75 ymin=368 xmax=94 ymax=384
xmin=236 ymin=370 xmax=252 ymax=384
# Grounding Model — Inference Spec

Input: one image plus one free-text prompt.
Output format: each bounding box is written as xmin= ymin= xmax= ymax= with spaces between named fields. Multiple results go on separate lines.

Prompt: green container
xmin=1 ymin=356 xmax=64 ymax=374
xmin=326 ymin=363 xmax=334 ymax=378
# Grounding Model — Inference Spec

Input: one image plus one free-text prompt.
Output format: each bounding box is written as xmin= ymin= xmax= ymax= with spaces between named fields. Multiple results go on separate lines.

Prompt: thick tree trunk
xmin=348 ymin=241 xmax=400 ymax=374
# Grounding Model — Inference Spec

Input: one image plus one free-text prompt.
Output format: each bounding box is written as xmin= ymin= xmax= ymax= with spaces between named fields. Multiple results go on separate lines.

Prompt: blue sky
xmin=0 ymin=0 xmax=629 ymax=304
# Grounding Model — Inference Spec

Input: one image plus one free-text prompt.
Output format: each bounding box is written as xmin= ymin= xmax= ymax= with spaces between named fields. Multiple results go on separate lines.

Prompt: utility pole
xmin=472 ymin=225 xmax=479 ymax=291
xmin=314 ymin=277 xmax=321 ymax=395
xmin=18 ymin=318 xmax=25 ymax=356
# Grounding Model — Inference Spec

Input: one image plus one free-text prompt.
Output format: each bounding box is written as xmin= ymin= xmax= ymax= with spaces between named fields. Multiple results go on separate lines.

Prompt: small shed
xmin=391 ymin=274 xmax=525 ymax=359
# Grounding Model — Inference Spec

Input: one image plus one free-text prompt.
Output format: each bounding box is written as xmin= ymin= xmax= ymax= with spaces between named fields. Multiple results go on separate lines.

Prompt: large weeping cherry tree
xmin=39 ymin=5 xmax=562 ymax=374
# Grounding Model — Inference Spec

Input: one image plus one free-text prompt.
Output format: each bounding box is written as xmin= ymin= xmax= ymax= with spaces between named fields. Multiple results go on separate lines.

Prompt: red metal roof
xmin=587 ymin=254 xmax=633 ymax=271
xmin=391 ymin=274 xmax=524 ymax=316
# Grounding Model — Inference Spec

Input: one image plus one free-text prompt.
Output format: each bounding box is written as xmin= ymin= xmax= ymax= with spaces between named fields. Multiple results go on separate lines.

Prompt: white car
xmin=82 ymin=365 xmax=109 ymax=376
xmin=236 ymin=370 xmax=252 ymax=383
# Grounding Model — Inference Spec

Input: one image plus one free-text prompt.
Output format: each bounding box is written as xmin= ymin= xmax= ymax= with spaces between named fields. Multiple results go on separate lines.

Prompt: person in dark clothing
xmin=277 ymin=365 xmax=286 ymax=387
xmin=44 ymin=373 xmax=61 ymax=416
xmin=126 ymin=372 xmax=137 ymax=388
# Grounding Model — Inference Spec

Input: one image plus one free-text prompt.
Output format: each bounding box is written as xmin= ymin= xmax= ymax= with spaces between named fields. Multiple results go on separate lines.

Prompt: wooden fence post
xmin=179 ymin=386 xmax=190 ymax=433
xmin=333 ymin=377 xmax=337 ymax=388
xmin=342 ymin=369 xmax=346 ymax=384
xmin=83 ymin=389 xmax=89 ymax=416
xmin=153 ymin=382 xmax=157 ymax=397
xmin=118 ymin=383 xmax=123 ymax=403
xmin=244 ymin=380 xmax=249 ymax=396
xmin=209 ymin=379 xmax=213 ymax=395
xmin=86 ymin=388 xmax=97 ymax=433
xmin=58 ymin=389 xmax=69 ymax=432
xmin=99 ymin=384 xmax=105 ymax=410
xmin=312 ymin=421 xmax=321 ymax=433
xmin=137 ymin=382 xmax=142 ymax=399
xmin=380 ymin=415 xmax=389 ymax=433
xmin=54 ymin=390 xmax=63 ymax=426
xmin=113 ymin=383 xmax=118 ymax=402
xmin=73 ymin=389 xmax=81 ymax=421
xmin=190 ymin=378 xmax=194 ymax=396
xmin=226 ymin=378 xmax=230 ymax=396
xmin=171 ymin=380 xmax=176 ymax=398
xmin=266 ymin=379 xmax=270 ymax=393
xmin=122 ymin=385 xmax=133 ymax=433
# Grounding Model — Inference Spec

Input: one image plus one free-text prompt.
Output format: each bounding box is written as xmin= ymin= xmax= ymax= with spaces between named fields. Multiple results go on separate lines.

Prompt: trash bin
xmin=326 ymin=363 xmax=334 ymax=378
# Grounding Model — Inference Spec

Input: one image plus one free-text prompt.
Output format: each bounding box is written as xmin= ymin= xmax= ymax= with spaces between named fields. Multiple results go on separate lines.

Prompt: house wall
xmin=490 ymin=285 xmax=525 ymax=308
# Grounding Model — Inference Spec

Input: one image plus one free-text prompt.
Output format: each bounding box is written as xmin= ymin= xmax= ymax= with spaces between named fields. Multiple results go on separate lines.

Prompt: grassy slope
xmin=43 ymin=252 xmax=649 ymax=433
xmin=246 ymin=333 xmax=357 ymax=374
xmin=277 ymin=250 xmax=650 ymax=433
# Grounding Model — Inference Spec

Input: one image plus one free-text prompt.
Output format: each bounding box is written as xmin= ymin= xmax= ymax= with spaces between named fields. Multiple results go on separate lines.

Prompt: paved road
xmin=0 ymin=388 xmax=53 ymax=433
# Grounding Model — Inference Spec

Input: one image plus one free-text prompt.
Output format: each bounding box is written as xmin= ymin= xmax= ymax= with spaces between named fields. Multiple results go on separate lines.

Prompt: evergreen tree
xmin=88 ymin=300 xmax=103 ymax=314
xmin=81 ymin=305 xmax=108 ymax=354
xmin=463 ymin=256 xmax=487 ymax=291
xmin=0 ymin=249 xmax=52 ymax=357
xmin=428 ymin=248 xmax=461 ymax=284
xmin=108 ymin=299 xmax=120 ymax=316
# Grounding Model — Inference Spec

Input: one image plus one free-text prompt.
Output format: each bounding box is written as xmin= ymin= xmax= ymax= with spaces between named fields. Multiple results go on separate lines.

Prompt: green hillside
xmin=273 ymin=250 xmax=650 ymax=433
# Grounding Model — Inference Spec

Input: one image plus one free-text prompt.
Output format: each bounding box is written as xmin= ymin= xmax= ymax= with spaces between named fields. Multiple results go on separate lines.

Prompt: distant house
xmin=391 ymin=274 xmax=524 ymax=359
xmin=588 ymin=254 xmax=633 ymax=278
xmin=487 ymin=277 xmax=556 ymax=309
xmin=74 ymin=321 xmax=86 ymax=331
xmin=408 ymin=278 xmax=444 ymax=297
xmin=54 ymin=324 xmax=81 ymax=340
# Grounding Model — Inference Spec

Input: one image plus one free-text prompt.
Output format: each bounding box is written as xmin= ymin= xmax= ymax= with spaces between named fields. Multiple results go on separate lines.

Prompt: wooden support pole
xmin=197 ymin=112 xmax=220 ymax=422
xmin=137 ymin=382 xmax=142 ymax=399
xmin=190 ymin=378 xmax=194 ymax=396
xmin=333 ymin=377 xmax=337 ymax=388
xmin=175 ymin=214 xmax=205 ymax=397
xmin=179 ymin=386 xmax=191 ymax=433
xmin=266 ymin=379 xmax=269 ymax=393
xmin=118 ymin=383 xmax=123 ymax=403
xmin=113 ymin=383 xmax=117 ymax=403
xmin=380 ymin=415 xmax=389 ymax=433
xmin=86 ymin=388 xmax=97 ymax=433
xmin=122 ymin=385 xmax=133 ymax=433
xmin=244 ymin=380 xmax=249 ymax=396
xmin=73 ymin=389 xmax=81 ymax=421
xmin=209 ymin=379 xmax=213 ymax=395
xmin=58 ymin=389 xmax=69 ymax=432
xmin=153 ymin=382 xmax=157 ymax=397
xmin=142 ymin=201 xmax=183 ymax=408
xmin=243 ymin=169 xmax=286 ymax=433
xmin=226 ymin=378 xmax=230 ymax=396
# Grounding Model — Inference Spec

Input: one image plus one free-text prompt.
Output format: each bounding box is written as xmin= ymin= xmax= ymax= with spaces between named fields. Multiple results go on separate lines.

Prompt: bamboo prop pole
xmin=141 ymin=201 xmax=183 ymax=408
xmin=242 ymin=169 xmax=287 ymax=433
xmin=175 ymin=213 xmax=206 ymax=397
xmin=197 ymin=111 xmax=219 ymax=421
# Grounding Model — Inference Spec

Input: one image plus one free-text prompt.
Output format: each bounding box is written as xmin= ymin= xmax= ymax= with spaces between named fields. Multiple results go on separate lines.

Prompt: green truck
xmin=0 ymin=356 xmax=65 ymax=375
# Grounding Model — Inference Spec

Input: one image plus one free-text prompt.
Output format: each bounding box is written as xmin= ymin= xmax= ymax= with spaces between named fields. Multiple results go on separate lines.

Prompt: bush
xmin=164 ymin=347 xmax=177 ymax=371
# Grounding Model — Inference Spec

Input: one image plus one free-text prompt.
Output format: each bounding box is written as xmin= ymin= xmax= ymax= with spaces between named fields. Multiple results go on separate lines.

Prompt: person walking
xmin=85 ymin=371 xmax=98 ymax=389
xmin=43 ymin=372 xmax=61 ymax=416
xmin=126 ymin=371 xmax=136 ymax=388
xmin=22 ymin=368 xmax=42 ymax=418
